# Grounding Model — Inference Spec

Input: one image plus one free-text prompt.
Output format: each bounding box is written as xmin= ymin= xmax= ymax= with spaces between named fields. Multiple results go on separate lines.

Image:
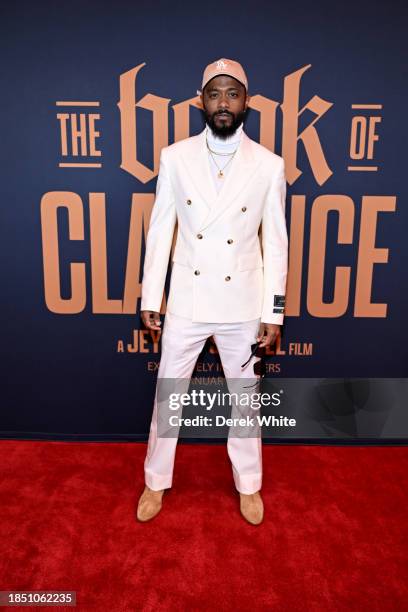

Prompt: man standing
xmin=137 ymin=58 xmax=288 ymax=525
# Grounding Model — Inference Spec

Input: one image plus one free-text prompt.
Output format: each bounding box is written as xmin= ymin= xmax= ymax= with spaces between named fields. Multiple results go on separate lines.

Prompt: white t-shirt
xmin=205 ymin=122 xmax=243 ymax=193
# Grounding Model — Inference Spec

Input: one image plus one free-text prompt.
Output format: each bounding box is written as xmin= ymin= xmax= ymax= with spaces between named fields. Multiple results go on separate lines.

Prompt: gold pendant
xmin=218 ymin=170 xmax=224 ymax=178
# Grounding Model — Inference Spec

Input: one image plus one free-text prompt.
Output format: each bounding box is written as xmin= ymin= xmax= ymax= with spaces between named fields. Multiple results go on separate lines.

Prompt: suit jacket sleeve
xmin=261 ymin=157 xmax=288 ymax=325
xmin=140 ymin=148 xmax=177 ymax=312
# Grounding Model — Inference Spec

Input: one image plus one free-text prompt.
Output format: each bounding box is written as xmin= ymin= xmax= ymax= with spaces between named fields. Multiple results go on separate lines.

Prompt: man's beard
xmin=204 ymin=108 xmax=247 ymax=140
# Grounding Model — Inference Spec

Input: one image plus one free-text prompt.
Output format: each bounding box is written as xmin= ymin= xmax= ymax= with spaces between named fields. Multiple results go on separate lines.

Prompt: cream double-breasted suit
xmin=141 ymin=125 xmax=288 ymax=494
xmin=141 ymin=126 xmax=288 ymax=324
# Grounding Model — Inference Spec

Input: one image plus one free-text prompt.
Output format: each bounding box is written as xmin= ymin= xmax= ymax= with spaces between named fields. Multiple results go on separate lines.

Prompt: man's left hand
xmin=257 ymin=323 xmax=281 ymax=348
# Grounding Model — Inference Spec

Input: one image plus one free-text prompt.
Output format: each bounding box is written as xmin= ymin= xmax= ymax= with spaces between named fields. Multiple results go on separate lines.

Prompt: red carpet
xmin=0 ymin=441 xmax=407 ymax=611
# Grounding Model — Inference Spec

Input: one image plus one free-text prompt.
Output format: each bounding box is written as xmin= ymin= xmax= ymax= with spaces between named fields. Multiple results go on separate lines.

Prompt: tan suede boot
xmin=239 ymin=491 xmax=264 ymax=525
xmin=136 ymin=486 xmax=165 ymax=522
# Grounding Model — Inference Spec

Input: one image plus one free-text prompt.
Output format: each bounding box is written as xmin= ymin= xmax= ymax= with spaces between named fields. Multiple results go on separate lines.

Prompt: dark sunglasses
xmin=241 ymin=342 xmax=266 ymax=388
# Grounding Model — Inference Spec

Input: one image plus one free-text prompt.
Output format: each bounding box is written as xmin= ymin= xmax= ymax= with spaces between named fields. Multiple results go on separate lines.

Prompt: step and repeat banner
xmin=1 ymin=0 xmax=406 ymax=440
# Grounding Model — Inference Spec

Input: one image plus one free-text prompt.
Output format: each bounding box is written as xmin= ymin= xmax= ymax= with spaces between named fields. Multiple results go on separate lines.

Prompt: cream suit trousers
xmin=144 ymin=311 xmax=263 ymax=495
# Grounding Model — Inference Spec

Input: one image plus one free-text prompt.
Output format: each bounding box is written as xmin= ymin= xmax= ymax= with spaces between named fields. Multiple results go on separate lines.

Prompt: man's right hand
xmin=141 ymin=310 xmax=162 ymax=331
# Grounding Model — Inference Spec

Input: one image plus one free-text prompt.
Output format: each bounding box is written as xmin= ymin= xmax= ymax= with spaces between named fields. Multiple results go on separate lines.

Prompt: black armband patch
xmin=274 ymin=295 xmax=285 ymax=308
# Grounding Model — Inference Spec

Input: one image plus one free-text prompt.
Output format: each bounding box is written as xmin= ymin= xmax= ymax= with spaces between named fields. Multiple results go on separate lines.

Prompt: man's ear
xmin=196 ymin=90 xmax=204 ymax=110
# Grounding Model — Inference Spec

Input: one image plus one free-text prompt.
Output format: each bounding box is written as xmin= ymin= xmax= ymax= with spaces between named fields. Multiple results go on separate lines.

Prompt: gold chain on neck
xmin=205 ymin=136 xmax=239 ymax=178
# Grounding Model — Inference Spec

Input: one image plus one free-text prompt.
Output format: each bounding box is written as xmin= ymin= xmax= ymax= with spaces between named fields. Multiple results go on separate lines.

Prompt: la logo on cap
xmin=216 ymin=59 xmax=227 ymax=70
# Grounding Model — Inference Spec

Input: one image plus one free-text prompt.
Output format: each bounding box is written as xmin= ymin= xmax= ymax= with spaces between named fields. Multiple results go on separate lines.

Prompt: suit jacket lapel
xmin=180 ymin=126 xmax=263 ymax=231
